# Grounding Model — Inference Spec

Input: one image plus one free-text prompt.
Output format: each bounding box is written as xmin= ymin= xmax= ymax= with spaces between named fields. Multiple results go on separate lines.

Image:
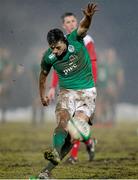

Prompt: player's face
xmin=50 ymin=41 xmax=67 ymax=57
xmin=63 ymin=15 xmax=78 ymax=34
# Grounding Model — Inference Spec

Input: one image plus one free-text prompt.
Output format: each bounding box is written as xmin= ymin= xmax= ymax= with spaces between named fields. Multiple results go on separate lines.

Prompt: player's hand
xmin=48 ymin=87 xmax=56 ymax=101
xmin=82 ymin=2 xmax=98 ymax=17
xmin=41 ymin=96 xmax=50 ymax=106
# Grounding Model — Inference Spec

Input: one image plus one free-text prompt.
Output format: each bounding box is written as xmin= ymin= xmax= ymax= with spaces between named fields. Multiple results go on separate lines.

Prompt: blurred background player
xmin=96 ymin=48 xmax=124 ymax=125
xmin=30 ymin=49 xmax=45 ymax=125
xmin=48 ymin=12 xmax=97 ymax=164
xmin=0 ymin=48 xmax=13 ymax=123
xmin=0 ymin=48 xmax=24 ymax=123
xmin=105 ymin=48 xmax=124 ymax=125
xmin=96 ymin=50 xmax=109 ymax=124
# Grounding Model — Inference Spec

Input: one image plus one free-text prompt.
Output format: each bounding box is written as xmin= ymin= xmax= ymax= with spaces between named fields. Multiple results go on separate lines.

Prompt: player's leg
xmin=65 ymin=140 xmax=80 ymax=164
xmin=38 ymin=133 xmax=73 ymax=179
xmin=65 ymin=113 xmax=91 ymax=164
xmin=83 ymin=88 xmax=97 ymax=161
xmin=83 ymin=112 xmax=97 ymax=161
xmin=84 ymin=137 xmax=97 ymax=161
xmin=74 ymin=87 xmax=97 ymax=162
xmin=38 ymin=126 xmax=73 ymax=179
xmin=65 ymin=95 xmax=91 ymax=164
xmin=38 ymin=109 xmax=70 ymax=179
xmin=38 ymin=90 xmax=74 ymax=178
xmin=60 ymin=132 xmax=73 ymax=159
xmin=43 ymin=108 xmax=70 ymax=165
xmin=52 ymin=89 xmax=75 ymax=158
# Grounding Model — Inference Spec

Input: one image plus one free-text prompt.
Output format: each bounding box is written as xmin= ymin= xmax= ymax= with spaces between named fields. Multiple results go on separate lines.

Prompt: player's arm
xmin=85 ymin=40 xmax=97 ymax=83
xmin=77 ymin=3 xmax=97 ymax=37
xmin=48 ymin=70 xmax=59 ymax=100
xmin=39 ymin=69 xmax=50 ymax=106
xmin=39 ymin=54 xmax=52 ymax=106
xmin=91 ymin=58 xmax=97 ymax=84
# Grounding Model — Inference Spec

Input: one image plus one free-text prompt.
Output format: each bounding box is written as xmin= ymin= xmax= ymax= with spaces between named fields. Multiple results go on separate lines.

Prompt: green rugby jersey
xmin=97 ymin=61 xmax=109 ymax=89
xmin=41 ymin=29 xmax=95 ymax=90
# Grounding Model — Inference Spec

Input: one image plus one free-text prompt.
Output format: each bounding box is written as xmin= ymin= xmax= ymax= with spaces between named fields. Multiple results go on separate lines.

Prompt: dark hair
xmin=47 ymin=28 xmax=66 ymax=45
xmin=61 ymin=12 xmax=76 ymax=23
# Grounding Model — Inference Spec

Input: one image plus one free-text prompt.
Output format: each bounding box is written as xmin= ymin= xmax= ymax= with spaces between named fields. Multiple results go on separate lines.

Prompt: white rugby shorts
xmin=56 ymin=87 xmax=97 ymax=118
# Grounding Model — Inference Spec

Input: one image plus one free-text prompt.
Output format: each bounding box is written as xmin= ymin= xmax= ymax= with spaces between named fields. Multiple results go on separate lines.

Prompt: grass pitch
xmin=0 ymin=121 xmax=138 ymax=179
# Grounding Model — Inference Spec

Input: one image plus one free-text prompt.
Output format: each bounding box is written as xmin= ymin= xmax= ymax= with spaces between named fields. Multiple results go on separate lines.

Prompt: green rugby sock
xmin=53 ymin=128 xmax=68 ymax=155
xmin=60 ymin=133 xmax=73 ymax=160
xmin=42 ymin=133 xmax=72 ymax=173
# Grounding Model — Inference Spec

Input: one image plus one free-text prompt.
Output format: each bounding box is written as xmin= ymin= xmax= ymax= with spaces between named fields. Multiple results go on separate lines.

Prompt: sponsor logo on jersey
xmin=48 ymin=53 xmax=55 ymax=59
xmin=63 ymin=63 xmax=77 ymax=75
xmin=68 ymin=45 xmax=75 ymax=53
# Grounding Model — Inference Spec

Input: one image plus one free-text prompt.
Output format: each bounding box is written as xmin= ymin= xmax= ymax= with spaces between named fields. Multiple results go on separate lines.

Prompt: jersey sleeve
xmin=67 ymin=29 xmax=84 ymax=43
xmin=41 ymin=54 xmax=52 ymax=73
xmin=84 ymin=35 xmax=97 ymax=83
xmin=50 ymin=70 xmax=59 ymax=88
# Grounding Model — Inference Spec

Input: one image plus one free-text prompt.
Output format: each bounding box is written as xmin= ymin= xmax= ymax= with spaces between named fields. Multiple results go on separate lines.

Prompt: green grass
xmin=0 ymin=121 xmax=138 ymax=179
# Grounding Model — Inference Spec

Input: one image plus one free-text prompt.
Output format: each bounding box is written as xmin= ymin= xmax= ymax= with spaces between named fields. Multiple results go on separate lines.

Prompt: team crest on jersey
xmin=68 ymin=45 xmax=75 ymax=53
xmin=48 ymin=53 xmax=55 ymax=59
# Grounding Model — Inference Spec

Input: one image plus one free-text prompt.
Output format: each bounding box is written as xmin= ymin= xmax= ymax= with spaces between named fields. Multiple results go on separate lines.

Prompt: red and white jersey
xmin=83 ymin=35 xmax=97 ymax=83
xmin=50 ymin=34 xmax=97 ymax=88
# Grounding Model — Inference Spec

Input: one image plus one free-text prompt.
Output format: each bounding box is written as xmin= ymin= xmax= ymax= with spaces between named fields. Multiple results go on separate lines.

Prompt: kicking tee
xmin=41 ymin=29 xmax=95 ymax=90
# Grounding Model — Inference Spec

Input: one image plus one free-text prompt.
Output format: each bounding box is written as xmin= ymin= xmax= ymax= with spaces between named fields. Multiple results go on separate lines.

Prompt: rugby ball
xmin=67 ymin=118 xmax=91 ymax=141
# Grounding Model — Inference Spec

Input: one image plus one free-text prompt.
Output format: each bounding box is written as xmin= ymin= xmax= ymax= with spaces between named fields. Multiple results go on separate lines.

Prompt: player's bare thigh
xmin=74 ymin=87 xmax=97 ymax=123
xmin=55 ymin=89 xmax=71 ymax=130
xmin=74 ymin=111 xmax=89 ymax=122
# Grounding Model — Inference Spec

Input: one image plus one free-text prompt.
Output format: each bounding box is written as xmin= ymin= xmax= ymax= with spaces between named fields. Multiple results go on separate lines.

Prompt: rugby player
xmin=48 ymin=12 xmax=97 ymax=164
xmin=38 ymin=2 xmax=98 ymax=178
